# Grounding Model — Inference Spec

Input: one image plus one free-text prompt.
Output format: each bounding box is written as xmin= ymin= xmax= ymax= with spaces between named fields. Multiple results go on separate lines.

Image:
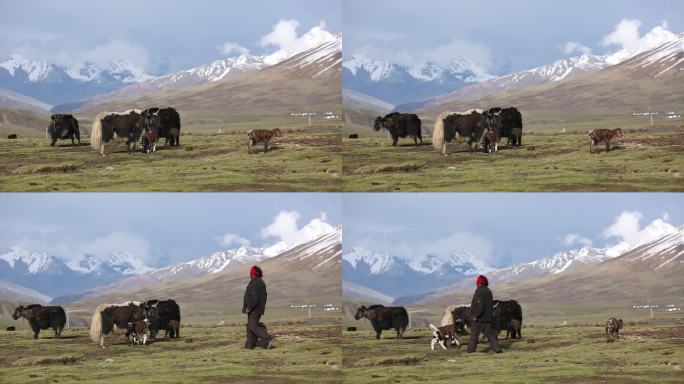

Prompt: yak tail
xmin=400 ymin=307 xmax=409 ymax=332
xmin=90 ymin=112 xmax=106 ymax=152
xmin=432 ymin=111 xmax=453 ymax=153
xmin=440 ymin=304 xmax=458 ymax=327
xmin=89 ymin=303 xmax=109 ymax=345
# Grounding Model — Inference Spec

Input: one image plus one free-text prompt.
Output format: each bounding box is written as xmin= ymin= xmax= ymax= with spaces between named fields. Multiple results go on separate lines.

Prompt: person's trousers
xmin=467 ymin=321 xmax=501 ymax=353
xmin=245 ymin=311 xmax=270 ymax=349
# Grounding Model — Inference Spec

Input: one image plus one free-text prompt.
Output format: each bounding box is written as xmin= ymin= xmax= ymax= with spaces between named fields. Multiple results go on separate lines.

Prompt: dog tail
xmin=429 ymin=323 xmax=439 ymax=332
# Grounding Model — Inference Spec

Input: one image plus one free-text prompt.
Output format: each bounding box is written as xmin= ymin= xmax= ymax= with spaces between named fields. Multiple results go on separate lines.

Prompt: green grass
xmin=341 ymin=129 xmax=684 ymax=191
xmin=0 ymin=128 xmax=341 ymax=191
xmin=342 ymin=323 xmax=684 ymax=383
xmin=0 ymin=321 xmax=341 ymax=384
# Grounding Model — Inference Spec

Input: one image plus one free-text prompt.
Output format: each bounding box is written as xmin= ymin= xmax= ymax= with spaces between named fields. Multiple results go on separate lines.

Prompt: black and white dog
xmin=429 ymin=323 xmax=460 ymax=350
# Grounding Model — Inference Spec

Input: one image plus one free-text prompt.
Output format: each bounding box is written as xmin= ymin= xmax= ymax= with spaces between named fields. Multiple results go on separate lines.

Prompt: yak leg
xmin=76 ymin=131 xmax=81 ymax=145
xmin=264 ymin=141 xmax=269 ymax=153
xmin=392 ymin=135 xmax=398 ymax=146
xmin=50 ymin=137 xmax=57 ymax=147
xmin=606 ymin=140 xmax=610 ymax=152
xmin=442 ymin=142 xmax=448 ymax=156
xmin=589 ymin=140 xmax=594 ymax=154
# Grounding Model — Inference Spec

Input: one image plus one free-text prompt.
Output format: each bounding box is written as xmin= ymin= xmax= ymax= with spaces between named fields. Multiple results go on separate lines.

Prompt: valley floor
xmin=341 ymin=129 xmax=684 ymax=191
xmin=0 ymin=322 xmax=341 ymax=384
xmin=0 ymin=128 xmax=341 ymax=191
xmin=342 ymin=323 xmax=683 ymax=384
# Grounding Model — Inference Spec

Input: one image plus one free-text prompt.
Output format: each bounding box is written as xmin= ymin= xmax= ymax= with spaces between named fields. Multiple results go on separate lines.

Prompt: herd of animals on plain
xmin=10 ymin=299 xmax=181 ymax=347
xmin=353 ymin=300 xmax=626 ymax=351
xmin=364 ymin=107 xmax=626 ymax=155
xmin=4 ymin=107 xmax=285 ymax=155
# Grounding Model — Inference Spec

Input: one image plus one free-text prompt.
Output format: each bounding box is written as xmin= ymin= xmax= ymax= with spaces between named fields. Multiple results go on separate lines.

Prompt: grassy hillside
xmin=0 ymin=128 xmax=341 ymax=191
xmin=341 ymin=128 xmax=684 ymax=192
xmin=0 ymin=107 xmax=50 ymax=138
xmin=0 ymin=322 xmax=341 ymax=384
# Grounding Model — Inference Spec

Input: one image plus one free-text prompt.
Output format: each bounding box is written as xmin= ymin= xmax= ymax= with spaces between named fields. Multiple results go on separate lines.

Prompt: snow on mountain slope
xmin=0 ymin=247 xmax=152 ymax=297
xmin=342 ymin=247 xmax=493 ymax=298
xmin=616 ymin=33 xmax=684 ymax=78
xmin=620 ymin=225 xmax=684 ymax=271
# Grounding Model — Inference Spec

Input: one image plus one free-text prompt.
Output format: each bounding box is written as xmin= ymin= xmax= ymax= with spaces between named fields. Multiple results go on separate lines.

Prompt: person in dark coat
xmin=242 ymin=265 xmax=275 ymax=349
xmin=467 ymin=275 xmax=502 ymax=353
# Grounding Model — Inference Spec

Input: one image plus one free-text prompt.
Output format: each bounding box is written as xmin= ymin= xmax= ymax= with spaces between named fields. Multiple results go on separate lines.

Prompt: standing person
xmin=467 ymin=275 xmax=502 ymax=353
xmin=243 ymin=265 xmax=275 ymax=349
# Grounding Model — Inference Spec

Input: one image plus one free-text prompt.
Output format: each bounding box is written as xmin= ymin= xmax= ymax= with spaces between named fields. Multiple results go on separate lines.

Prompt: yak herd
xmin=354 ymin=300 xmax=625 ymax=348
xmin=10 ymin=299 xmax=181 ymax=347
xmin=371 ymin=107 xmax=625 ymax=154
xmin=38 ymin=108 xmax=285 ymax=155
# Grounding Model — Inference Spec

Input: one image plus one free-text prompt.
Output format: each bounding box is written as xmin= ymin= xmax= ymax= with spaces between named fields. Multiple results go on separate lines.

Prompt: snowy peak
xmin=618 ymin=34 xmax=684 ymax=78
xmin=408 ymin=251 xmax=494 ymax=275
xmin=150 ymin=245 xmax=271 ymax=279
xmin=620 ymin=226 xmax=684 ymax=271
xmin=282 ymin=228 xmax=342 ymax=271
xmin=343 ymin=247 xmax=398 ymax=274
xmin=343 ymin=54 xmax=493 ymax=84
xmin=277 ymin=34 xmax=341 ymax=79
xmin=0 ymin=247 xmax=54 ymax=273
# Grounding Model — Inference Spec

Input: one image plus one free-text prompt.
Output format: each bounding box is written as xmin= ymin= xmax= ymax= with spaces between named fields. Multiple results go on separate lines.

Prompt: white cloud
xmin=259 ymin=210 xmax=335 ymax=249
xmin=602 ymin=210 xmax=677 ymax=257
xmin=562 ymin=233 xmax=593 ymax=247
xmin=601 ymin=19 xmax=677 ymax=64
xmin=259 ymin=19 xmax=336 ymax=65
xmin=561 ymin=41 xmax=592 ymax=55
xmin=217 ymin=42 xmax=250 ymax=56
xmin=219 ymin=233 xmax=251 ymax=247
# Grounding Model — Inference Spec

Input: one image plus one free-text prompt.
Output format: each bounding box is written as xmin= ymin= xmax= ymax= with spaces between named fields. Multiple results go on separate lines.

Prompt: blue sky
xmin=343 ymin=193 xmax=683 ymax=268
xmin=0 ymin=193 xmax=341 ymax=267
xmin=0 ymin=0 xmax=341 ymax=74
xmin=344 ymin=0 xmax=684 ymax=72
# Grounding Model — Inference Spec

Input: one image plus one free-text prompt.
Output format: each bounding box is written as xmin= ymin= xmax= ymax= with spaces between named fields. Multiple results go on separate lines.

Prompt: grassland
xmin=341 ymin=128 xmax=684 ymax=191
xmin=0 ymin=127 xmax=341 ymax=191
xmin=0 ymin=321 xmax=341 ymax=384
xmin=342 ymin=322 xmax=683 ymax=384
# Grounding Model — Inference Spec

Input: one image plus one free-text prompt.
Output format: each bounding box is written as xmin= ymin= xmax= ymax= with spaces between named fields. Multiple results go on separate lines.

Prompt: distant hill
xmin=0 ymin=89 xmax=51 ymax=113
xmin=342 ymin=89 xmax=394 ymax=114
xmin=0 ymin=106 xmax=50 ymax=137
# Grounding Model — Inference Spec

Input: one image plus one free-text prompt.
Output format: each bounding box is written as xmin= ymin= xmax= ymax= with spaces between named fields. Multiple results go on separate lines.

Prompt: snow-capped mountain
xmin=0 ymin=247 xmax=151 ymax=297
xmin=488 ymin=247 xmax=611 ymax=283
xmin=53 ymin=220 xmax=340 ymax=303
xmin=52 ymin=32 xmax=341 ymax=112
xmin=396 ymin=53 xmax=612 ymax=110
xmin=343 ymin=53 xmax=495 ymax=105
xmin=619 ymin=224 xmax=684 ymax=272
xmin=277 ymin=33 xmax=341 ymax=80
xmin=614 ymin=32 xmax=684 ymax=79
xmin=0 ymin=55 xmax=153 ymax=105
xmin=342 ymin=247 xmax=493 ymax=298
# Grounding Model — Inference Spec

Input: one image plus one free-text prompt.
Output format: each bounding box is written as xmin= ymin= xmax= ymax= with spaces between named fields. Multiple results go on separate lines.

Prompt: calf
xmin=483 ymin=130 xmax=499 ymax=153
xmin=248 ymin=128 xmax=282 ymax=153
xmin=606 ymin=318 xmax=623 ymax=342
xmin=140 ymin=128 xmax=158 ymax=154
xmin=128 ymin=320 xmax=149 ymax=345
xmin=354 ymin=305 xmax=409 ymax=340
xmin=7 ymin=134 xmax=17 ymax=139
xmin=589 ymin=128 xmax=623 ymax=153
xmin=429 ymin=323 xmax=460 ymax=350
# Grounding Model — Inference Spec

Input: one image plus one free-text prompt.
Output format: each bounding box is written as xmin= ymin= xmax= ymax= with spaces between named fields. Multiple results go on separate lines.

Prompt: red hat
xmin=476 ymin=275 xmax=488 ymax=287
xmin=249 ymin=266 xmax=262 ymax=278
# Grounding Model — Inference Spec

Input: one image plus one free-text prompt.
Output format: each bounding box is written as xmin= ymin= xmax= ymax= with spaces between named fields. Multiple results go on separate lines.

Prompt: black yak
xmin=90 ymin=302 xmax=145 ymax=347
xmin=141 ymin=299 xmax=181 ymax=339
xmin=47 ymin=114 xmax=80 ymax=146
xmin=354 ymin=305 xmax=409 ymax=340
xmin=373 ymin=112 xmax=422 ymax=146
xmin=90 ymin=110 xmax=142 ymax=155
xmin=12 ymin=304 xmax=66 ymax=339
xmin=483 ymin=107 xmax=523 ymax=146
xmin=141 ymin=107 xmax=181 ymax=147
xmin=493 ymin=299 xmax=523 ymax=339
